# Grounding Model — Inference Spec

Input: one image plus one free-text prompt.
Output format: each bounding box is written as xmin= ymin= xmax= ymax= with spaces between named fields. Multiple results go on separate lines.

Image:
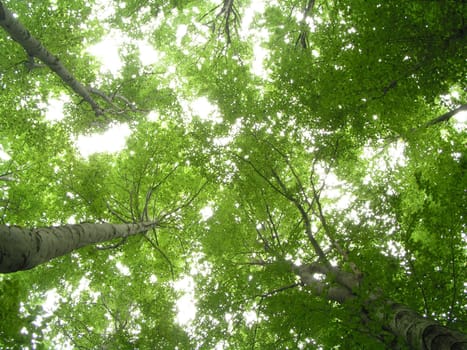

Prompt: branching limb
xmin=142 ymin=164 xmax=180 ymax=221
xmin=88 ymin=86 xmax=138 ymax=116
xmin=295 ymin=0 xmax=316 ymax=49
xmin=158 ymin=181 xmax=208 ymax=223
xmin=261 ymin=138 xmax=311 ymax=207
xmin=243 ymin=200 xmax=282 ymax=256
xmin=233 ymin=147 xmax=329 ymax=264
xmin=264 ymin=201 xmax=285 ymax=255
xmin=143 ymin=234 xmax=175 ymax=279
xmin=24 ymin=54 xmax=45 ymax=71
xmin=204 ymin=0 xmax=240 ymax=45
xmin=270 ymin=168 xmax=330 ymax=265
xmin=309 ymin=170 xmax=361 ymax=275
xmin=258 ymin=226 xmax=275 ymax=255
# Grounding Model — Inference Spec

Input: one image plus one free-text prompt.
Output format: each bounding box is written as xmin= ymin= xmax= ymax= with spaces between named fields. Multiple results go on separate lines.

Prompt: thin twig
xmin=257 ymin=282 xmax=302 ymax=298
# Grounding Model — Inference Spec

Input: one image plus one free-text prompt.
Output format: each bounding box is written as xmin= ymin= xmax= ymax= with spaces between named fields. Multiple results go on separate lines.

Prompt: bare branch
xmin=205 ymin=0 xmax=240 ymax=45
xmin=143 ymin=235 xmax=175 ymax=279
xmin=258 ymin=283 xmax=302 ymax=298
xmin=158 ymin=181 xmax=208 ymax=223
xmin=142 ymin=164 xmax=180 ymax=221
xmin=270 ymin=168 xmax=330 ymax=265
xmin=295 ymin=0 xmax=316 ymax=49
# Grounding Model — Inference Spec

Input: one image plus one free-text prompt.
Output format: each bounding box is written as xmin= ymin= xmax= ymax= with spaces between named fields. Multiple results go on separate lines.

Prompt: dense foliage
xmin=0 ymin=0 xmax=466 ymax=348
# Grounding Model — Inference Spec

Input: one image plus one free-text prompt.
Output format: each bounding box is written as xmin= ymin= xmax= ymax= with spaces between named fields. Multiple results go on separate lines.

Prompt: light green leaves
xmin=1 ymin=0 xmax=466 ymax=348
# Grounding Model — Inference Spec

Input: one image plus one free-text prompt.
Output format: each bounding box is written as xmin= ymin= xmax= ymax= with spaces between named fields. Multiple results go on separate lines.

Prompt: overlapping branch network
xmin=233 ymin=133 xmax=361 ymax=294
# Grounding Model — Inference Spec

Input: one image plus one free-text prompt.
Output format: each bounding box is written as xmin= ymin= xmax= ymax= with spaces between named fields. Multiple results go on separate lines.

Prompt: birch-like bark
xmin=0 ymin=2 xmax=103 ymax=116
xmin=295 ymin=264 xmax=467 ymax=350
xmin=0 ymin=222 xmax=158 ymax=273
xmin=384 ymin=302 xmax=467 ymax=350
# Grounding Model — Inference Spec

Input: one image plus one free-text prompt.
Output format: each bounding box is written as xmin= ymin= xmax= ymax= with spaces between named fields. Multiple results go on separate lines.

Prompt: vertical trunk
xmin=296 ymin=264 xmax=467 ymax=350
xmin=0 ymin=2 xmax=103 ymax=116
xmin=0 ymin=222 xmax=157 ymax=273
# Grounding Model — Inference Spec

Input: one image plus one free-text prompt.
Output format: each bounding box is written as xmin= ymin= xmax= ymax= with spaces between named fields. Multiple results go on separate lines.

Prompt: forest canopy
xmin=0 ymin=0 xmax=466 ymax=349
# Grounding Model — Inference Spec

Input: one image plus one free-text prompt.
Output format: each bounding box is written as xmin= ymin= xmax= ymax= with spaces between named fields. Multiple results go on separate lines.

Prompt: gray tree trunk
xmin=0 ymin=222 xmax=157 ymax=273
xmin=296 ymin=263 xmax=467 ymax=350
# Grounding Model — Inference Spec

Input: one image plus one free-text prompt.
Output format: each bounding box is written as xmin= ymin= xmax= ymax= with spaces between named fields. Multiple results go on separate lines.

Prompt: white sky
xmin=173 ymin=275 xmax=197 ymax=325
xmin=0 ymin=144 xmax=11 ymax=160
xmin=74 ymin=123 xmax=131 ymax=158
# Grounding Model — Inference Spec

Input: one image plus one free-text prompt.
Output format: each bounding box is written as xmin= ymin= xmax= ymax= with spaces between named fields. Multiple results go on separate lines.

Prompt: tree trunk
xmin=296 ymin=264 xmax=467 ymax=350
xmin=383 ymin=302 xmax=467 ymax=350
xmin=0 ymin=222 xmax=157 ymax=273
xmin=0 ymin=2 xmax=103 ymax=116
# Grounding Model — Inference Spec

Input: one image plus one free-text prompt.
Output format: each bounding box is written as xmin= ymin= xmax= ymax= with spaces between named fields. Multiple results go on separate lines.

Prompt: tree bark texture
xmin=385 ymin=302 xmax=467 ymax=350
xmin=0 ymin=222 xmax=157 ymax=273
xmin=296 ymin=264 xmax=467 ymax=350
xmin=0 ymin=2 xmax=103 ymax=116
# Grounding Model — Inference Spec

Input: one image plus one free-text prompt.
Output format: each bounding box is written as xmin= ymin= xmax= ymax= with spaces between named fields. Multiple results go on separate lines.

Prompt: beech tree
xmin=0 ymin=222 xmax=159 ymax=273
xmin=0 ymin=0 xmax=465 ymax=349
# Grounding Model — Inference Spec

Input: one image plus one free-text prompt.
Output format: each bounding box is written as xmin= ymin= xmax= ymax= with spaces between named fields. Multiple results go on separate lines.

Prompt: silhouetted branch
xmin=143 ymin=235 xmax=175 ymax=279
xmin=142 ymin=164 xmax=180 ymax=221
xmin=204 ymin=0 xmax=240 ymax=45
xmin=295 ymin=0 xmax=316 ymax=49
xmin=420 ymin=104 xmax=467 ymax=128
xmin=159 ymin=181 xmax=208 ymax=223
xmin=258 ymin=282 xmax=302 ymax=298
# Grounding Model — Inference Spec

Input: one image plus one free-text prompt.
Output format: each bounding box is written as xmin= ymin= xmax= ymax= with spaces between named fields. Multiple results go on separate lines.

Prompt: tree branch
xmin=270 ymin=168 xmax=330 ymax=265
xmin=158 ymin=181 xmax=208 ymax=223
xmin=206 ymin=0 xmax=240 ymax=45
xmin=420 ymin=104 xmax=467 ymax=129
xmin=295 ymin=0 xmax=316 ymax=49
xmin=143 ymin=234 xmax=175 ymax=279
xmin=0 ymin=2 xmax=103 ymax=116
xmin=258 ymin=283 xmax=302 ymax=298
xmin=142 ymin=164 xmax=180 ymax=221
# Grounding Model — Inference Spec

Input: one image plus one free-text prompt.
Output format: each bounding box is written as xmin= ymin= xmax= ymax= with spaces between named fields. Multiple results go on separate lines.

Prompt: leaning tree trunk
xmin=0 ymin=2 xmax=103 ymax=116
xmin=296 ymin=263 xmax=467 ymax=350
xmin=382 ymin=302 xmax=467 ymax=350
xmin=0 ymin=222 xmax=158 ymax=273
